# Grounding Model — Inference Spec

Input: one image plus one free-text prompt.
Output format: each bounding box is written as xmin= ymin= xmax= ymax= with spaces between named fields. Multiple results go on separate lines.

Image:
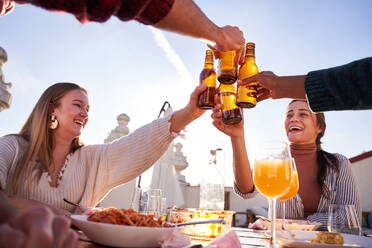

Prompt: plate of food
xmin=71 ymin=208 xmax=176 ymax=247
xmin=276 ymin=230 xmax=372 ymax=248
xmin=253 ymin=218 xmax=322 ymax=231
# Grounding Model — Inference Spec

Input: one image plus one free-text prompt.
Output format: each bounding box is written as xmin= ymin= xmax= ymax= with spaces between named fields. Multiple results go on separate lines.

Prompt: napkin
xmin=206 ymin=230 xmax=241 ymax=248
xmin=161 ymin=228 xmax=191 ymax=248
xmin=248 ymin=218 xmax=267 ymax=230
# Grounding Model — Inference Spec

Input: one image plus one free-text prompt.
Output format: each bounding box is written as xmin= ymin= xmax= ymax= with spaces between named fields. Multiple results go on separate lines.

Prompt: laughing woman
xmin=0 ymin=82 xmax=206 ymax=215
xmin=211 ymin=99 xmax=361 ymax=229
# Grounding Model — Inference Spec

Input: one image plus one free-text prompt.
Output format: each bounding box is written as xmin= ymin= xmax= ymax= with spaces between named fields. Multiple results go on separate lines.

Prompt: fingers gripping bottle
xmin=219 ymin=84 xmax=242 ymax=125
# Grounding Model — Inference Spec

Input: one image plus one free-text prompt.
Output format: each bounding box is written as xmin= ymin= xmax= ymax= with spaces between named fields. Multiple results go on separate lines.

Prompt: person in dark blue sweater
xmin=238 ymin=57 xmax=372 ymax=112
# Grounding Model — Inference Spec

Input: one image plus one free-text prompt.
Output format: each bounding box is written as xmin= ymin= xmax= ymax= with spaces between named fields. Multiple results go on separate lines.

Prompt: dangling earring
xmin=49 ymin=114 xmax=58 ymax=130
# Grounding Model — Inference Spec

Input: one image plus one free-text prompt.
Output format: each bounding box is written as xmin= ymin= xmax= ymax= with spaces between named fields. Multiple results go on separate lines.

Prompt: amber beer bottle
xmin=219 ymin=84 xmax=242 ymax=125
xmin=198 ymin=50 xmax=217 ymax=109
xmin=217 ymin=51 xmax=238 ymax=85
xmin=237 ymin=42 xmax=259 ymax=108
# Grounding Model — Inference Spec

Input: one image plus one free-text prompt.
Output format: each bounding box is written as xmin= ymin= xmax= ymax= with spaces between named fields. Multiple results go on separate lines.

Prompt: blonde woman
xmin=0 ymin=82 xmax=206 ymax=215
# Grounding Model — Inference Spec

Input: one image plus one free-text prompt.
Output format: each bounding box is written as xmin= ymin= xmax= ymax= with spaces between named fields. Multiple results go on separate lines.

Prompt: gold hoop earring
xmin=49 ymin=114 xmax=58 ymax=130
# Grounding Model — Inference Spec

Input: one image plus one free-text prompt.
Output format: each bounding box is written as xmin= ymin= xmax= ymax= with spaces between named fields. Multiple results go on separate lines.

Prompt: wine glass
xmin=253 ymin=141 xmax=293 ymax=246
xmin=328 ymin=204 xmax=361 ymax=235
xmin=278 ymin=158 xmax=299 ymax=230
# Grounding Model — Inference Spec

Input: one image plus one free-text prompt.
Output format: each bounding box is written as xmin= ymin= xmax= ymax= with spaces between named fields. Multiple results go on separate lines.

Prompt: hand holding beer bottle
xmin=211 ymin=93 xmax=244 ymax=138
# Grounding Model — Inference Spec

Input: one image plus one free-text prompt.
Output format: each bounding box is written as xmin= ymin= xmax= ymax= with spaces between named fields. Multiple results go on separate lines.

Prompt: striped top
xmin=234 ymin=153 xmax=361 ymax=230
xmin=0 ymin=116 xmax=176 ymax=213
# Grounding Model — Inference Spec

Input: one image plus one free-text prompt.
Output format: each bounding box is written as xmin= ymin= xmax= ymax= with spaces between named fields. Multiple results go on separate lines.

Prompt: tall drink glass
xmin=278 ymin=158 xmax=299 ymax=230
xmin=254 ymin=141 xmax=293 ymax=246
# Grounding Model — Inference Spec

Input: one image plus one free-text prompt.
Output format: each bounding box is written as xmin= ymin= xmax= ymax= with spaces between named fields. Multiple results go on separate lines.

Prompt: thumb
xmin=237 ymin=74 xmax=259 ymax=86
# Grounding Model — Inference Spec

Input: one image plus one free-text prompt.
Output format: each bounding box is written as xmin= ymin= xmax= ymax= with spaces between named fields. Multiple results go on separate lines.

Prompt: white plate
xmin=71 ymin=215 xmax=176 ymax=247
xmin=262 ymin=218 xmax=322 ymax=231
xmin=277 ymin=230 xmax=372 ymax=248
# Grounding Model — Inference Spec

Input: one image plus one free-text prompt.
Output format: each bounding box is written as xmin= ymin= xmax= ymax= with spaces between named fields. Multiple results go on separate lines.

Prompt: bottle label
xmin=219 ymin=51 xmax=235 ymax=70
xmin=220 ymin=94 xmax=239 ymax=111
xmin=202 ymin=74 xmax=216 ymax=87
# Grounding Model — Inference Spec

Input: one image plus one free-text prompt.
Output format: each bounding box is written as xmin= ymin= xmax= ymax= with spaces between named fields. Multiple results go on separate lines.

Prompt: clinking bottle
xmin=198 ymin=50 xmax=216 ymax=109
xmin=217 ymin=51 xmax=238 ymax=85
xmin=199 ymin=149 xmax=225 ymax=210
xmin=219 ymin=83 xmax=242 ymax=125
xmin=236 ymin=42 xmax=259 ymax=108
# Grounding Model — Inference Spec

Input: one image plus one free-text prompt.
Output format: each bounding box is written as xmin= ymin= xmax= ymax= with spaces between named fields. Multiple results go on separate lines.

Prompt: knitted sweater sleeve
xmin=78 ymin=115 xmax=176 ymax=207
xmin=305 ymin=57 xmax=372 ymax=112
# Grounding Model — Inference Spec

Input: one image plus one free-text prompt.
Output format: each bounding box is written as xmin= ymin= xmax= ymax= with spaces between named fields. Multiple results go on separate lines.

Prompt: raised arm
xmin=169 ymin=84 xmax=206 ymax=133
xmin=238 ymin=57 xmax=372 ymax=112
xmin=11 ymin=0 xmax=245 ymax=64
xmin=238 ymin=71 xmax=306 ymax=102
xmin=78 ymin=85 xmax=207 ymax=208
xmin=154 ymin=0 xmax=245 ymax=64
xmin=211 ymin=96 xmax=254 ymax=194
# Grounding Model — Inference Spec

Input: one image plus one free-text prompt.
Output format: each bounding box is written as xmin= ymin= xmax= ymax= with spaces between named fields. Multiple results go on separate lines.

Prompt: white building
xmin=350 ymin=150 xmax=372 ymax=212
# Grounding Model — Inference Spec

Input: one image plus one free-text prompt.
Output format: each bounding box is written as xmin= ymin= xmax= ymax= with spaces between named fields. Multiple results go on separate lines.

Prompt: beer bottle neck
xmin=204 ymin=62 xmax=214 ymax=69
xmin=204 ymin=54 xmax=214 ymax=69
xmin=244 ymin=54 xmax=255 ymax=63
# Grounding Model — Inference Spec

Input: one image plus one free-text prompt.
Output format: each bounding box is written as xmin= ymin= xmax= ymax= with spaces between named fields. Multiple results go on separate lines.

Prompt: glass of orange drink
xmin=278 ymin=158 xmax=299 ymax=230
xmin=253 ymin=141 xmax=293 ymax=246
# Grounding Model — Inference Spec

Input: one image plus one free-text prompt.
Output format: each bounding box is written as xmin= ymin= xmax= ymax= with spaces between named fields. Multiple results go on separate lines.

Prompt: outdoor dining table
xmin=78 ymin=227 xmax=271 ymax=247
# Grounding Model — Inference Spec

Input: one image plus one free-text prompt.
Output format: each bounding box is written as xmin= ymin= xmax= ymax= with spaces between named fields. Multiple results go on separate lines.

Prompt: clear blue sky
xmin=1 ymin=0 xmax=371 ymax=186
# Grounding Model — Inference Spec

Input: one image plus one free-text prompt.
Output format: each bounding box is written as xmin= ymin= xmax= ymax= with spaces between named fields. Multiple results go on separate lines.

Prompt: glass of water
xmin=327 ymin=204 xmax=361 ymax=235
xmin=130 ymin=188 xmax=162 ymax=217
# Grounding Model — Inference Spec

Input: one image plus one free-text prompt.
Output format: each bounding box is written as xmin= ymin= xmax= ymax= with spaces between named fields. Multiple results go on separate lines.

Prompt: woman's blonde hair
xmin=12 ymin=82 xmax=87 ymax=194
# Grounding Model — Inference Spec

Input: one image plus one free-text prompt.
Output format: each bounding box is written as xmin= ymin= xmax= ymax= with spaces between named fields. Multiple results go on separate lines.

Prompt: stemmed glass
xmin=278 ymin=158 xmax=299 ymax=230
xmin=253 ymin=141 xmax=293 ymax=246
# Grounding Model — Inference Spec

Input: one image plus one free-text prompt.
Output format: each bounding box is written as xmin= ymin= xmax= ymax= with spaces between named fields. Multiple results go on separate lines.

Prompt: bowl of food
xmin=169 ymin=208 xmax=235 ymax=240
xmin=71 ymin=207 xmax=175 ymax=247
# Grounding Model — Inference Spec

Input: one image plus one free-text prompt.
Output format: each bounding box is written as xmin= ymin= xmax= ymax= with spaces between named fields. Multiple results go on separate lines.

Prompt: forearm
xmin=275 ymin=75 xmax=307 ymax=100
xmin=154 ymin=0 xmax=224 ymax=46
xmin=230 ymin=135 xmax=254 ymax=193
xmin=169 ymin=106 xmax=198 ymax=133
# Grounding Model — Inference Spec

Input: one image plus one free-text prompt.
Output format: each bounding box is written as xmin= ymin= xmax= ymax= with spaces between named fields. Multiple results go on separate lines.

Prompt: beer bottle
xmin=198 ymin=50 xmax=216 ymax=109
xmin=217 ymin=51 xmax=238 ymax=85
xmin=219 ymin=84 xmax=242 ymax=125
xmin=237 ymin=42 xmax=259 ymax=108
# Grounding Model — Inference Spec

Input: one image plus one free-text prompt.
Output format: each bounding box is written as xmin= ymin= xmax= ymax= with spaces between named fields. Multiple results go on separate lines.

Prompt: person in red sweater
xmin=0 ymin=0 xmax=245 ymax=65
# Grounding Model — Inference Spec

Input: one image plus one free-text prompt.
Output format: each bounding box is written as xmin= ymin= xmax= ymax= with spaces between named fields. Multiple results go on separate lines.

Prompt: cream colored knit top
xmin=0 ymin=116 xmax=176 ymax=213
